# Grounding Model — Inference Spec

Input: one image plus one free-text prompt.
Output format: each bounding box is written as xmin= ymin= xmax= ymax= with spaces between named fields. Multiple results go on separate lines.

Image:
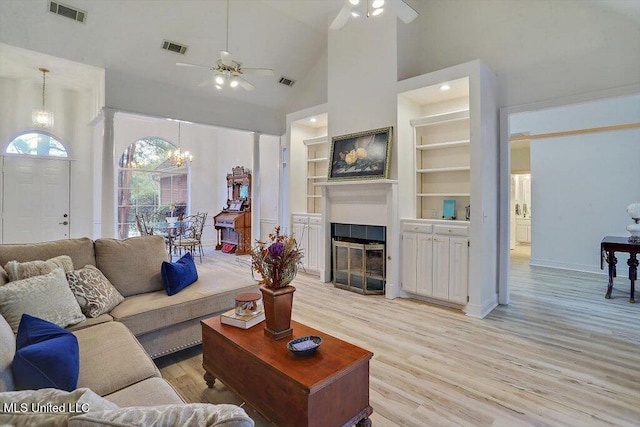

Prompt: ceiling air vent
xmin=162 ymin=40 xmax=188 ymax=55
xmin=278 ymin=76 xmax=296 ymax=87
xmin=49 ymin=1 xmax=86 ymax=23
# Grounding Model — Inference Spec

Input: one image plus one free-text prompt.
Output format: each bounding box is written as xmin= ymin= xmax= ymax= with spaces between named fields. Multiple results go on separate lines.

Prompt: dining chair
xmin=173 ymin=214 xmax=203 ymax=262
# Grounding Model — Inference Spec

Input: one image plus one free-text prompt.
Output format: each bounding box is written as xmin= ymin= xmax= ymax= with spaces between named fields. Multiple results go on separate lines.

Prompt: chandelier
xmin=167 ymin=121 xmax=192 ymax=167
xmin=32 ymin=68 xmax=54 ymax=128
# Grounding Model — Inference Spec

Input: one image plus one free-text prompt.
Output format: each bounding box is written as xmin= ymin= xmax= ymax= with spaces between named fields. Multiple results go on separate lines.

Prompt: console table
xmin=600 ymin=236 xmax=639 ymax=303
xmin=201 ymin=317 xmax=373 ymax=426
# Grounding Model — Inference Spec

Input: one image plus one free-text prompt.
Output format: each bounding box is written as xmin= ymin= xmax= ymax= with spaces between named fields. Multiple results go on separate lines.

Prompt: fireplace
xmin=331 ymin=223 xmax=386 ymax=295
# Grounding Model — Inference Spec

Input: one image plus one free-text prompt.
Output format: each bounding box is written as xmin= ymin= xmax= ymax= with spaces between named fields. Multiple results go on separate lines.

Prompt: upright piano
xmin=213 ymin=210 xmax=251 ymax=255
xmin=214 ymin=166 xmax=252 ymax=256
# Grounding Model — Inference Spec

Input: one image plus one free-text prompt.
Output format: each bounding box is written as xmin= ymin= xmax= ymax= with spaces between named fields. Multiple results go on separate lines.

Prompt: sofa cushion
xmin=0 ymin=268 xmax=85 ymax=333
xmin=104 ymin=377 xmax=185 ymax=407
xmin=161 ymin=252 xmax=198 ymax=296
xmin=0 ymin=387 xmax=118 ymax=427
xmin=66 ymin=265 xmax=125 ymax=317
xmin=110 ymin=267 xmax=256 ymax=336
xmin=0 ymin=266 xmax=9 ymax=286
xmin=95 ymin=236 xmax=169 ymax=297
xmin=72 ymin=322 xmax=160 ymax=396
xmin=0 ymin=238 xmax=95 ymax=272
xmin=66 ymin=314 xmax=113 ymax=331
xmin=0 ymin=315 xmax=15 ymax=392
xmin=67 ymin=403 xmax=255 ymax=427
xmin=13 ymin=314 xmax=79 ymax=391
xmin=4 ymin=255 xmax=74 ymax=282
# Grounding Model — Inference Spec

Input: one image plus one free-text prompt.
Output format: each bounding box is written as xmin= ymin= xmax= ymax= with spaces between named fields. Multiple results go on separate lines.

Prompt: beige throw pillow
xmin=0 ymin=387 xmax=118 ymax=427
xmin=66 ymin=265 xmax=125 ymax=318
xmin=67 ymin=403 xmax=255 ymax=427
xmin=4 ymin=255 xmax=74 ymax=282
xmin=0 ymin=268 xmax=85 ymax=333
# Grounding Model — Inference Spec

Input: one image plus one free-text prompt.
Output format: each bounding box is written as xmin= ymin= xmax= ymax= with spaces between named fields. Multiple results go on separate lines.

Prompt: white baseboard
xmin=465 ymin=294 xmax=498 ymax=319
xmin=529 ymin=258 xmax=624 ymax=276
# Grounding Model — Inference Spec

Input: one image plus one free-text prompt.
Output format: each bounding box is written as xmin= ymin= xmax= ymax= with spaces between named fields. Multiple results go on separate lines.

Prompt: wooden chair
xmin=135 ymin=214 xmax=152 ymax=236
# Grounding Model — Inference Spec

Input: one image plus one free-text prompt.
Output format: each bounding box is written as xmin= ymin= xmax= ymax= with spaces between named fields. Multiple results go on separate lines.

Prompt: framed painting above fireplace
xmin=328 ymin=126 xmax=392 ymax=181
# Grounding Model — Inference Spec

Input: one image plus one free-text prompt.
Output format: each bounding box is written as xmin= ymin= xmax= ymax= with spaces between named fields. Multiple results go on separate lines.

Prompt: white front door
xmin=2 ymin=156 xmax=70 ymax=243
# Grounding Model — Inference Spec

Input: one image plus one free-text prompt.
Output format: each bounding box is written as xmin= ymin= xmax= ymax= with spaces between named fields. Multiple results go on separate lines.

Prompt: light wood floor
xmin=156 ymin=248 xmax=640 ymax=426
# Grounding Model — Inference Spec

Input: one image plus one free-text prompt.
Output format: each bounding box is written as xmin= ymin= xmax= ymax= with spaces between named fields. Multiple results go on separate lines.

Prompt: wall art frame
xmin=328 ymin=126 xmax=393 ymax=181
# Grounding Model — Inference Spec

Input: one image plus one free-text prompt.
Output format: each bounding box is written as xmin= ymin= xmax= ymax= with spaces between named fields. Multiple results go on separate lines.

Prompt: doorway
xmin=2 ymin=156 xmax=71 ymax=243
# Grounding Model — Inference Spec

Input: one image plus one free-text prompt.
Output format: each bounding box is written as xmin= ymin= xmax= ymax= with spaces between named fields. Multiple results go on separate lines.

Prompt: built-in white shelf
xmin=416 ymin=139 xmax=470 ymax=150
xmin=409 ymin=109 xmax=470 ymax=127
xmin=307 ymin=195 xmax=322 ymax=198
xmin=417 ymin=166 xmax=470 ymax=173
xmin=308 ymin=157 xmax=328 ymax=163
xmin=307 ymin=175 xmax=327 ymax=179
xmin=303 ymin=136 xmax=328 ymax=146
xmin=417 ymin=193 xmax=471 ymax=197
xmin=316 ymin=179 xmax=398 ymax=187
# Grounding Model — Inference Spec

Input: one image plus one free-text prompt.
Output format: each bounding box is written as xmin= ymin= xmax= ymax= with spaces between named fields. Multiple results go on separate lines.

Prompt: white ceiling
xmin=0 ymin=0 xmax=344 ymax=110
xmin=0 ymin=0 xmax=637 ymax=115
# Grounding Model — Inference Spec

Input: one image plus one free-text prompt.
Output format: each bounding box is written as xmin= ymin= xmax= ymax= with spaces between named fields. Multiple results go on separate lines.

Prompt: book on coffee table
xmin=220 ymin=309 xmax=265 ymax=329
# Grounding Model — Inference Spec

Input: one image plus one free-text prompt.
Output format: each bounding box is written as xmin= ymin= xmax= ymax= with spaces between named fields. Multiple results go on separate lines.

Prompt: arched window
xmin=117 ymin=137 xmax=190 ymax=239
xmin=5 ymin=132 xmax=68 ymax=157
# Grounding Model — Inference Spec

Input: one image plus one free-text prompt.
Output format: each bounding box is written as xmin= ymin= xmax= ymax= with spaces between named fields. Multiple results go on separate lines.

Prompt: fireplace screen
xmin=332 ymin=239 xmax=385 ymax=295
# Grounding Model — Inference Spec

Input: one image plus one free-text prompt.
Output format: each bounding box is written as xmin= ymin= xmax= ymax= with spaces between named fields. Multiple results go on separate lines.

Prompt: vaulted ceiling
xmin=0 ymin=0 xmax=344 ymax=111
xmin=1 ymin=0 xmax=638 ymax=116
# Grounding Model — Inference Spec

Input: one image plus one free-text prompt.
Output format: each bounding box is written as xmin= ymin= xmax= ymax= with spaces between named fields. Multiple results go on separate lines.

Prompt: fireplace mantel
xmin=316 ymin=179 xmax=400 ymax=299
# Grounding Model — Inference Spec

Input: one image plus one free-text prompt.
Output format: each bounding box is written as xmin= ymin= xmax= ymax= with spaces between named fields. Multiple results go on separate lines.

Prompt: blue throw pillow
xmin=161 ymin=252 xmax=198 ymax=296
xmin=12 ymin=314 xmax=80 ymax=391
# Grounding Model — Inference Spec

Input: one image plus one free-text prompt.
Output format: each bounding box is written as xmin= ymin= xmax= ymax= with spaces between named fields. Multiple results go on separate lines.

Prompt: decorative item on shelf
xmin=627 ymin=202 xmax=640 ymax=243
xmin=287 ymin=335 xmax=322 ymax=356
xmin=234 ymin=292 xmax=263 ymax=316
xmin=443 ymin=199 xmax=456 ymax=220
xmin=32 ymin=68 xmax=54 ymax=128
xmin=251 ymin=226 xmax=303 ymax=340
xmin=465 ymin=205 xmax=471 ymax=221
xmin=167 ymin=121 xmax=192 ymax=167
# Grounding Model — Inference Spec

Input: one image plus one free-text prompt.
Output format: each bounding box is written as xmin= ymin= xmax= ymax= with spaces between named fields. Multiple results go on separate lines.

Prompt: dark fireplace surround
xmin=331 ymin=223 xmax=386 ymax=294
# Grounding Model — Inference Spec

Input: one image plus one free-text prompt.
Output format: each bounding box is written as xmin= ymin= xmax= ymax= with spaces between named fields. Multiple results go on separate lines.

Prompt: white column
xmin=101 ymin=108 xmax=116 ymax=238
xmin=251 ymin=132 xmax=261 ymax=243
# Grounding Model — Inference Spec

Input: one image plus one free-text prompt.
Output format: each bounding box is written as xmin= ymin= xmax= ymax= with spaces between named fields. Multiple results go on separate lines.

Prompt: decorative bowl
xmin=287 ymin=335 xmax=322 ymax=356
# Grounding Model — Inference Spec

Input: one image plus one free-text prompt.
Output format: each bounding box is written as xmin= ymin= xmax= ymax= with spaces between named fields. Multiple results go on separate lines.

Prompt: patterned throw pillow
xmin=0 ymin=268 xmax=85 ymax=333
xmin=66 ymin=265 xmax=125 ymax=318
xmin=4 ymin=255 xmax=74 ymax=282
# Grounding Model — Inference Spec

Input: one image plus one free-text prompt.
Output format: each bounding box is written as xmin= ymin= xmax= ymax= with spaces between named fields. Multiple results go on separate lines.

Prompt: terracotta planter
xmin=260 ymin=284 xmax=295 ymax=340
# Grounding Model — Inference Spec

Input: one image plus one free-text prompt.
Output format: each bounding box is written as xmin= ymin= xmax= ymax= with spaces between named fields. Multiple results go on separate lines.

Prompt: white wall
xmin=511 ymin=94 xmax=640 ymax=273
xmin=0 ymin=76 xmax=96 ymax=240
xmin=259 ymin=135 xmax=281 ymax=240
xmin=398 ymin=0 xmax=640 ymax=108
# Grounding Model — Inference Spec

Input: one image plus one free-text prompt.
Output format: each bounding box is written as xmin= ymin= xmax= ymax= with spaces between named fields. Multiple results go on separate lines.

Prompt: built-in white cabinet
xmin=401 ymin=220 xmax=469 ymax=305
xmin=516 ymin=218 xmax=531 ymax=243
xmin=303 ymin=136 xmax=328 ymax=214
xmin=292 ymin=213 xmax=321 ymax=274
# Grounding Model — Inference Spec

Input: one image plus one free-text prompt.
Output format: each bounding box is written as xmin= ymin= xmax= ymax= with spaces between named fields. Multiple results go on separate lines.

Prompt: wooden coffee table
xmin=201 ymin=317 xmax=373 ymax=426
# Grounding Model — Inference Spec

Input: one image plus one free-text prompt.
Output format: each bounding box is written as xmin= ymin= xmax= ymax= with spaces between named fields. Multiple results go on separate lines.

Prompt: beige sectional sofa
xmin=0 ymin=236 xmax=259 ymax=358
xmin=0 ymin=236 xmax=259 ymax=425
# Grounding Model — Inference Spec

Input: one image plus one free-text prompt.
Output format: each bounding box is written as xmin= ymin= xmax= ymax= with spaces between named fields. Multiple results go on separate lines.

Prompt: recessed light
xmin=349 ymin=0 xmax=360 ymax=5
xmin=351 ymin=11 xmax=360 ymax=17
xmin=215 ymin=85 xmax=222 ymax=90
xmin=440 ymin=84 xmax=450 ymax=91
xmin=310 ymin=117 xmax=317 ymax=123
xmin=372 ymin=8 xmax=383 ymax=16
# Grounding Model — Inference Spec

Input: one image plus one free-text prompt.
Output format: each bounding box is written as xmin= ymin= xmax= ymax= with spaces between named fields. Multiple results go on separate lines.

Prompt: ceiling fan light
xmin=230 ymin=78 xmax=239 ymax=88
xmin=349 ymin=0 xmax=360 ymax=5
xmin=351 ymin=11 xmax=360 ymax=17
xmin=372 ymin=7 xmax=383 ymax=16
xmin=215 ymin=85 xmax=223 ymax=90
xmin=215 ymin=75 xmax=225 ymax=85
xmin=372 ymin=0 xmax=385 ymax=8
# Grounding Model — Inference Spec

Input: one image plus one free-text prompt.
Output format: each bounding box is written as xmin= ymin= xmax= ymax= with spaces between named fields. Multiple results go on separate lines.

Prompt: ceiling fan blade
xmin=241 ymin=67 xmax=274 ymax=76
xmin=389 ymin=0 xmax=419 ymax=24
xmin=219 ymin=50 xmax=233 ymax=66
xmin=236 ymin=77 xmax=255 ymax=91
xmin=330 ymin=4 xmax=352 ymax=30
xmin=197 ymin=78 xmax=213 ymax=87
xmin=176 ymin=62 xmax=214 ymax=70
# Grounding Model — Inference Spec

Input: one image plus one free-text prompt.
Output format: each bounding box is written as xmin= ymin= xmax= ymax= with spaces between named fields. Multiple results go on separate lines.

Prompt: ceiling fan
xmin=176 ymin=0 xmax=274 ymax=91
xmin=330 ymin=0 xmax=419 ymax=30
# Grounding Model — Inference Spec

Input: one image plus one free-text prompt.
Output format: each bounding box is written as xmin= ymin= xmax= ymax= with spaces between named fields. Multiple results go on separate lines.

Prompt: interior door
xmin=2 ymin=156 xmax=70 ymax=243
